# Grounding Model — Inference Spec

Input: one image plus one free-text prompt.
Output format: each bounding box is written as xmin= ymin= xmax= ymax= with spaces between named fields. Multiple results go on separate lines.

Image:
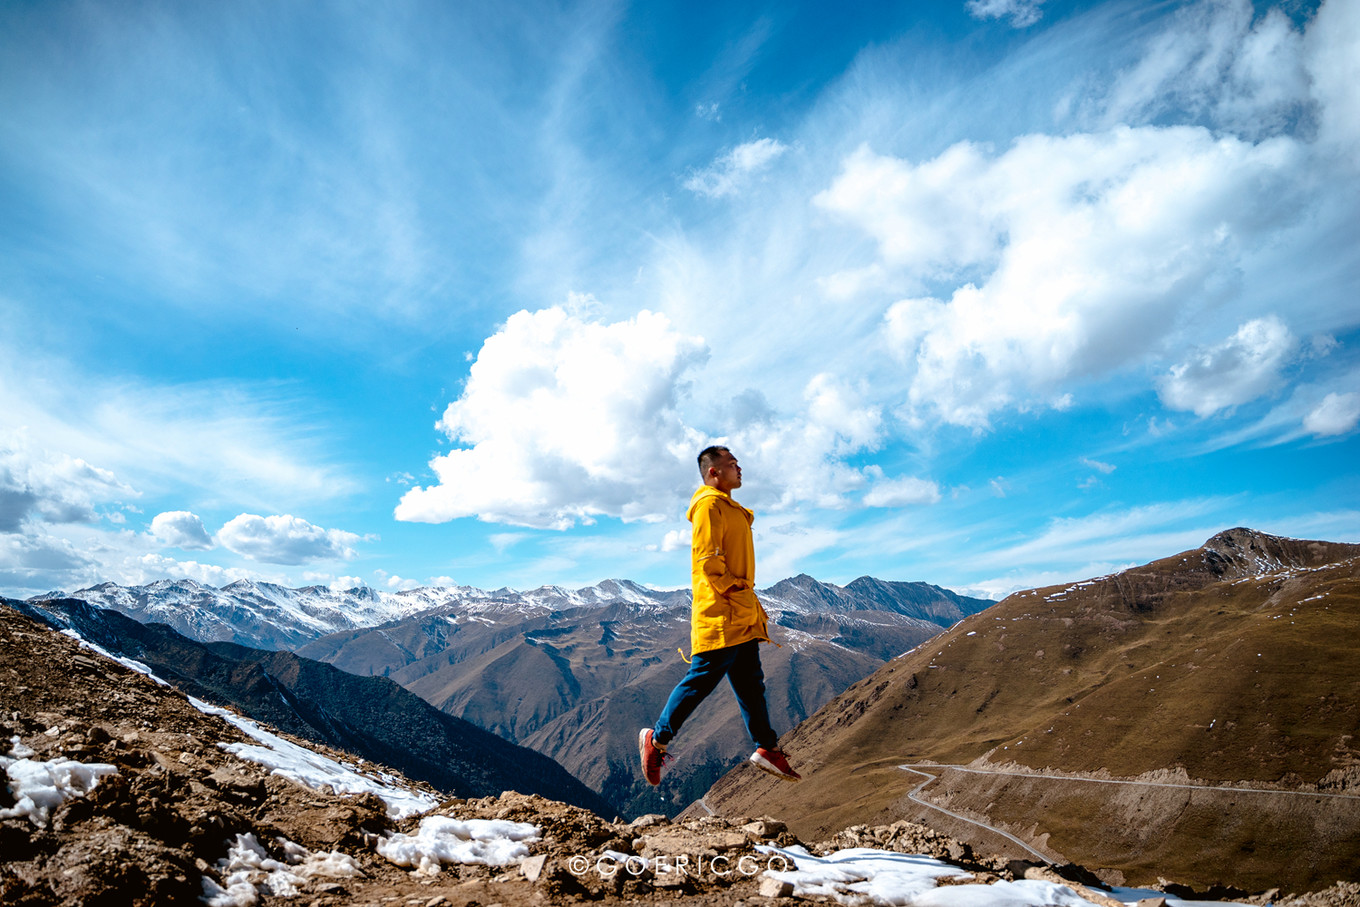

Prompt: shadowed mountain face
xmin=698 ymin=529 xmax=1360 ymax=893
xmin=9 ymin=597 xmax=611 ymax=816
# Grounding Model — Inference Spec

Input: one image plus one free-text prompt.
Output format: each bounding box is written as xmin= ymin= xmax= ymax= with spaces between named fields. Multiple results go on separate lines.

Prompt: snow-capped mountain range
xmin=40 ymin=574 xmax=989 ymax=652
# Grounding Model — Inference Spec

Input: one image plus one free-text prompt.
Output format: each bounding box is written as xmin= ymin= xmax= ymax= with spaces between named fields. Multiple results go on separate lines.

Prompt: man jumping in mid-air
xmin=639 ymin=445 xmax=801 ymax=786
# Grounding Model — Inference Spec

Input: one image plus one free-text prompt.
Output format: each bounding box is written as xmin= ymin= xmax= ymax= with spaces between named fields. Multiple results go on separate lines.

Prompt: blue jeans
xmin=653 ymin=640 xmax=777 ymax=750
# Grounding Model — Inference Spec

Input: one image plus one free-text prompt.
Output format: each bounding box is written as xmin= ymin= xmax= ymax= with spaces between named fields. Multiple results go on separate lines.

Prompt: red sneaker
xmin=750 ymin=747 xmax=801 ymax=782
xmin=639 ymin=728 xmax=668 ymax=786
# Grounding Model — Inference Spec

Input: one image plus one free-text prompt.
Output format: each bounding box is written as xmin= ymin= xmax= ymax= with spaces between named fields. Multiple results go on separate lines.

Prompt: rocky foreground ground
xmin=3 ymin=602 xmax=1357 ymax=907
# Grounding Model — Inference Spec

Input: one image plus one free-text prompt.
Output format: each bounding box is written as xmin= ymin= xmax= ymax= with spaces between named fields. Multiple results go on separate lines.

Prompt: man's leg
xmin=653 ymin=646 xmax=737 ymax=746
xmin=726 ymin=640 xmax=778 ymax=750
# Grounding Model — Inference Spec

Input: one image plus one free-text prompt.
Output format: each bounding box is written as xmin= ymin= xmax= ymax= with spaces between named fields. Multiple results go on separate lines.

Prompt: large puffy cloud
xmin=1157 ymin=316 xmax=1296 ymax=416
xmin=216 ymin=514 xmax=361 ymax=565
xmin=149 ymin=510 xmax=215 ymax=550
xmin=801 ymin=0 xmax=1359 ymax=435
xmin=396 ymin=307 xmax=892 ymax=528
xmin=0 ymin=531 xmax=97 ymax=590
xmin=820 ymin=125 xmax=1303 ymax=428
xmin=0 ymin=435 xmax=137 ymax=532
xmin=396 ymin=307 xmax=708 ymax=529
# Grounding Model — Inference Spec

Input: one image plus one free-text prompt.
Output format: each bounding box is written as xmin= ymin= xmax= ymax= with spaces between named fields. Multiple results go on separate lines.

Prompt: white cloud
xmin=820 ymin=125 xmax=1303 ymax=428
xmin=0 ymin=347 xmax=358 ymax=511
xmin=1097 ymin=0 xmax=1311 ymax=140
xmin=695 ymin=102 xmax=721 ymax=121
xmin=1080 ymin=457 xmax=1117 ymax=475
xmin=966 ymin=0 xmax=1045 ymax=29
xmin=149 ymin=510 xmax=214 ymax=550
xmin=124 ymin=553 xmax=257 ymax=588
xmin=684 ymin=138 xmax=788 ymax=198
xmin=973 ymin=500 xmax=1230 ymax=572
xmin=1158 ymin=316 xmax=1296 ymax=417
xmin=395 ymin=306 xmax=708 ymax=529
xmin=0 ymin=433 xmax=137 ymax=533
xmin=659 ymin=528 xmax=687 ymax=553
xmin=1305 ymin=0 xmax=1360 ymax=158
xmin=1196 ymin=372 xmax=1360 ymax=450
xmin=376 ymin=572 xmax=421 ymax=592
xmin=488 ymin=533 xmax=527 ymax=553
xmin=754 ymin=519 xmax=842 ymax=584
xmin=216 ymin=514 xmax=362 ymax=565
xmin=394 ymin=307 xmax=891 ymax=529
xmin=863 ymin=473 xmax=941 ymax=507
xmin=1303 ymin=391 xmax=1360 ymax=437
xmin=0 ymin=531 xmax=97 ymax=591
xmin=723 ymin=374 xmax=884 ymax=512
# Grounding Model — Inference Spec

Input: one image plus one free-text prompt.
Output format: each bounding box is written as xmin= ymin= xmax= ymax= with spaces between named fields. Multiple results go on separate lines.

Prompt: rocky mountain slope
xmin=45 ymin=573 xmax=990 ymax=818
xmin=7 ymin=597 xmax=1351 ymax=907
xmin=8 ymin=596 xmax=610 ymax=816
xmin=697 ymin=529 xmax=1360 ymax=893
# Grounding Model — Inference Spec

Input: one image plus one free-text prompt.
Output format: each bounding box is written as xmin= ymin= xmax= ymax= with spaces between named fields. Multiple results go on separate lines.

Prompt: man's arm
xmin=693 ymin=500 xmax=747 ymax=593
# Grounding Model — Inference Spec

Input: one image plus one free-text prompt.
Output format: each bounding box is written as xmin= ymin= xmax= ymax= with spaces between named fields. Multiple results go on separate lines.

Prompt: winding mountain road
xmin=907 ymin=762 xmax=1360 ymax=800
xmin=897 ymin=765 xmax=1054 ymax=863
xmin=897 ymin=761 xmax=1358 ymax=866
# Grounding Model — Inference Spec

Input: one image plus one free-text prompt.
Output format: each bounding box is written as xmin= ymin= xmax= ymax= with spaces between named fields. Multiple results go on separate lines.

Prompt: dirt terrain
xmin=0 ymin=602 xmax=1006 ymax=906
xmin=3 ymin=601 xmax=1356 ymax=906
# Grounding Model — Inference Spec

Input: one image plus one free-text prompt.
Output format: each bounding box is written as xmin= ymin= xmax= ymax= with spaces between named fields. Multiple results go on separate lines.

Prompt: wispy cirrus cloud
xmin=966 ymin=0 xmax=1046 ymax=29
xmin=684 ymin=137 xmax=789 ymax=198
xmin=0 ymin=341 xmax=358 ymax=511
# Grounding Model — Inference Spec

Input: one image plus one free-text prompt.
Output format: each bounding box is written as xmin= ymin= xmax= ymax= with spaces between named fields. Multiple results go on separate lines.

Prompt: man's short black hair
xmin=697 ymin=445 xmax=730 ymax=477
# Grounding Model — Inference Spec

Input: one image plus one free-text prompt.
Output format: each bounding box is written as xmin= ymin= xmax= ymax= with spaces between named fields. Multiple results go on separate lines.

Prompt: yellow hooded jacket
xmin=686 ymin=484 xmax=770 ymax=656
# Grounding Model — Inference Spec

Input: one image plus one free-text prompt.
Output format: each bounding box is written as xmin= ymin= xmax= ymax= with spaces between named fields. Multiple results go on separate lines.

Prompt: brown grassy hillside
xmin=698 ymin=529 xmax=1360 ymax=893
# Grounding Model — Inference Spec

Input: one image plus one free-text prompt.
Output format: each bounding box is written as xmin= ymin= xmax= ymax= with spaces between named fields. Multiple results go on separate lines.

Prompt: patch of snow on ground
xmin=376 ymin=815 xmax=541 ymax=874
xmin=0 ymin=736 xmax=118 ymax=828
xmin=759 ymin=845 xmax=973 ymax=903
xmin=190 ymin=698 xmax=438 ymax=819
xmin=200 ymin=832 xmax=363 ymax=906
xmin=757 ymin=846 xmax=1254 ymax=907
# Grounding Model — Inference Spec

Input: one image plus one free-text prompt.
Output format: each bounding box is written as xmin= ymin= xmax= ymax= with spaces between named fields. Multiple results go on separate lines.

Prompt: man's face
xmin=710 ymin=451 xmax=742 ymax=492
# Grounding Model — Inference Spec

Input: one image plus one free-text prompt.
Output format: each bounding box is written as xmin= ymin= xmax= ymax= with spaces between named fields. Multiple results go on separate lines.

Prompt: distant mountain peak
xmin=1197 ymin=527 xmax=1359 ymax=580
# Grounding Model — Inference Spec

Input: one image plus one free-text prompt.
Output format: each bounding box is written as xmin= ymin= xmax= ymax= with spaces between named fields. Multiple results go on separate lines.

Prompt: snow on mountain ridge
xmin=38 ymin=574 xmax=989 ymax=652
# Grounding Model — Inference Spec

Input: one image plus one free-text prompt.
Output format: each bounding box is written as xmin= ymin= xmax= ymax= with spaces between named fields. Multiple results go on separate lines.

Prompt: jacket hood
xmin=686 ymin=485 xmax=753 ymax=524
xmin=686 ymin=485 xmax=725 ymax=521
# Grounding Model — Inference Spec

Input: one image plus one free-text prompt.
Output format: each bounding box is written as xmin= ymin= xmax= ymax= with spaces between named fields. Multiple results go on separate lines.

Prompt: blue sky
xmin=2 ymin=0 xmax=1357 ymax=601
